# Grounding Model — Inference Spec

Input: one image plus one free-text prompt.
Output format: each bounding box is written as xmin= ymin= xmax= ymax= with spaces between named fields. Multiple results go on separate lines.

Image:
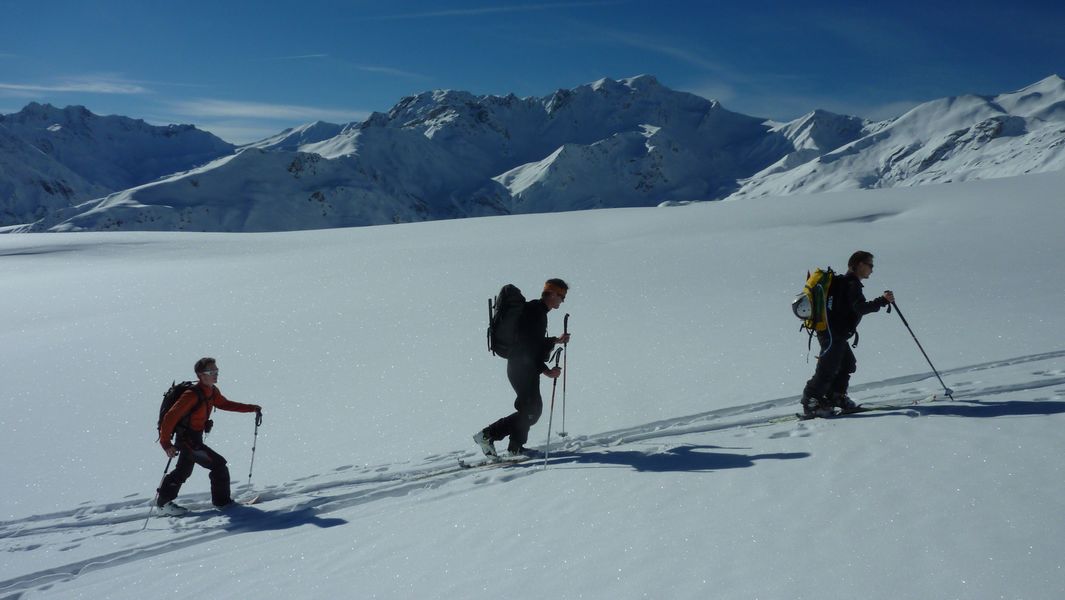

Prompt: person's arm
xmin=159 ymin=391 xmax=198 ymax=455
xmin=212 ymin=390 xmax=261 ymax=414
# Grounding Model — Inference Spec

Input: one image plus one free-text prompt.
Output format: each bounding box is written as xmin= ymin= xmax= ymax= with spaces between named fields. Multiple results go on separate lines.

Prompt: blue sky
xmin=2 ymin=0 xmax=1063 ymax=144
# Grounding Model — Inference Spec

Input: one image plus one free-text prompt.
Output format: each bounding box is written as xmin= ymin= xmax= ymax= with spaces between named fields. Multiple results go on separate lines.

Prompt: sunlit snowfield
xmin=2 ymin=172 xmax=1064 ymax=599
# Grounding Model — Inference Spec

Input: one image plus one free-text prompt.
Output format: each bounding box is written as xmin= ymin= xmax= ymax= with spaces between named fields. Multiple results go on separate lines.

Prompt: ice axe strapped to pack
xmin=792 ymin=267 xmax=834 ymax=355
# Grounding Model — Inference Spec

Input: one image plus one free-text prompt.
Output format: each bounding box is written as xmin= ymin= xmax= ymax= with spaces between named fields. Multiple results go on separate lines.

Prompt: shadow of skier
xmin=545 ymin=444 xmax=809 ymax=473
xmin=849 ymin=399 xmax=1065 ymax=420
xmin=221 ymin=504 xmax=347 ymax=533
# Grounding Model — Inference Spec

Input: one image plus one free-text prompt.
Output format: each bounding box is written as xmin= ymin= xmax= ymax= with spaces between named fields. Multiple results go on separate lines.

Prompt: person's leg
xmin=828 ymin=346 xmax=858 ymax=408
xmin=156 ymin=450 xmax=196 ymax=506
xmin=506 ymin=359 xmax=542 ymax=452
xmin=161 ymin=433 xmax=233 ymax=506
xmin=803 ymin=333 xmax=846 ymax=401
xmin=196 ymin=444 xmax=232 ymax=506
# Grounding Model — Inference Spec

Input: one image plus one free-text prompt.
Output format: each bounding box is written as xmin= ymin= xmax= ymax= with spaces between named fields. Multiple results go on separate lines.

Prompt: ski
xmin=458 ymin=455 xmax=535 ymax=469
xmin=796 ymin=394 xmax=939 ymax=421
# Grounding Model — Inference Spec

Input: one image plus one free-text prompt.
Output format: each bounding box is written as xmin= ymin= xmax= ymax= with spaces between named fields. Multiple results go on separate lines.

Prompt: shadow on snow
xmin=547 ymin=445 xmax=810 ymax=473
xmin=221 ymin=504 xmax=347 ymax=533
xmin=853 ymin=398 xmax=1065 ymax=420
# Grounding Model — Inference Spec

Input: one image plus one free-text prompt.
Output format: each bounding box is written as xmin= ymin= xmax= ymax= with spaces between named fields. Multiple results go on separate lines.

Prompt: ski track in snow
xmin=2 ymin=350 xmax=1064 ymax=596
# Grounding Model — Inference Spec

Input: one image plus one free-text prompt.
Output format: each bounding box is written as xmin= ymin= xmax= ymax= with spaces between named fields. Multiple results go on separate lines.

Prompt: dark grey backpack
xmin=487 ymin=284 xmax=526 ymax=358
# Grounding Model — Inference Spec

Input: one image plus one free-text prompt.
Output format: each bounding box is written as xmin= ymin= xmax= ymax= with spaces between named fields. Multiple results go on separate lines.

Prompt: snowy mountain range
xmin=3 ymin=75 xmax=1063 ymax=232
xmin=728 ymin=75 xmax=1065 ymax=199
xmin=0 ymin=103 xmax=234 ymax=228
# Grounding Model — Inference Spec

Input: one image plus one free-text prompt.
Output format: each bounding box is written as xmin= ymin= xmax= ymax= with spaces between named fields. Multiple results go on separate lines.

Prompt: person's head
xmin=848 ymin=251 xmax=875 ymax=279
xmin=541 ymin=278 xmax=569 ymax=310
xmin=195 ymin=357 xmax=219 ymax=385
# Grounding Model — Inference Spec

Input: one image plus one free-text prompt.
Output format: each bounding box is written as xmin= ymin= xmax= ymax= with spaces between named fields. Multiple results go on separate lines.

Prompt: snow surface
xmin=1 ymin=172 xmax=1064 ymax=599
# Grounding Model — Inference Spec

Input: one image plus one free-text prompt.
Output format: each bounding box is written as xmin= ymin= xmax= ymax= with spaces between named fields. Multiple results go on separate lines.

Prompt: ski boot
xmin=801 ymin=395 xmax=835 ymax=418
xmin=473 ymin=430 xmax=498 ymax=458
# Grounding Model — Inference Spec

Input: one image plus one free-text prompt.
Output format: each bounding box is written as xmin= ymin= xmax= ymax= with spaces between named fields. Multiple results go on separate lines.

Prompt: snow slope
xmin=1 ymin=172 xmax=1064 ymax=599
xmin=0 ymin=103 xmax=235 ymax=227
xmin=728 ymin=75 xmax=1065 ymax=199
xmin=241 ymin=121 xmax=345 ymax=152
xmin=0 ymin=123 xmax=109 ymax=226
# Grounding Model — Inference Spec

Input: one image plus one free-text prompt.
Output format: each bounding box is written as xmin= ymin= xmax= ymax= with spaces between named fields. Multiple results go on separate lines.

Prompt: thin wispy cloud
xmin=351 ymin=64 xmax=429 ymax=80
xmin=0 ymin=78 xmax=149 ymax=95
xmin=810 ymin=13 xmax=929 ymax=60
xmin=366 ymin=1 xmax=623 ymax=21
xmin=271 ymin=54 xmax=331 ymax=61
xmin=264 ymin=53 xmax=430 ymax=80
xmin=613 ymin=34 xmax=726 ymax=73
xmin=579 ymin=23 xmax=733 ymax=76
xmin=167 ymin=98 xmax=367 ymax=124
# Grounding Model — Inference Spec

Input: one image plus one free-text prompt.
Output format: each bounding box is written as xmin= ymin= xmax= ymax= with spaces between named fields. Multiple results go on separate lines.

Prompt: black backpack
xmin=157 ymin=381 xmax=207 ymax=439
xmin=487 ymin=284 xmax=526 ymax=358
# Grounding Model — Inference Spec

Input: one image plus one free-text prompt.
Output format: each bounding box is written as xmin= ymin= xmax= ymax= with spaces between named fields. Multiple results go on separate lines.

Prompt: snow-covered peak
xmin=727 ymin=75 xmax=1065 ymax=200
xmin=1005 ymin=74 xmax=1065 ymax=97
xmin=773 ymin=109 xmax=871 ymax=152
xmin=2 ymin=102 xmax=208 ymax=139
xmin=620 ymin=73 xmax=663 ymax=88
xmin=387 ymin=89 xmax=483 ymax=125
xmin=994 ymin=74 xmax=1065 ymax=120
xmin=0 ymin=102 xmax=235 ymax=226
xmin=243 ymin=120 xmax=345 ymax=152
xmin=575 ymin=75 xmax=690 ymax=105
xmin=6 ymin=75 xmax=1065 ymax=233
xmin=2 ymin=102 xmax=92 ymax=124
xmin=589 ymin=74 xmax=663 ymax=93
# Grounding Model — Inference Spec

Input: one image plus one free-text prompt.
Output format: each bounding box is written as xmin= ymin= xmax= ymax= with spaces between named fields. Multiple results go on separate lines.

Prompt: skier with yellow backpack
xmin=793 ymin=251 xmax=894 ymax=417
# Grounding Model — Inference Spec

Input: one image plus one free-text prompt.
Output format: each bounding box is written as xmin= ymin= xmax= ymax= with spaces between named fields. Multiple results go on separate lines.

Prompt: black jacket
xmin=512 ymin=299 xmax=555 ymax=372
xmin=827 ymin=272 xmax=888 ymax=338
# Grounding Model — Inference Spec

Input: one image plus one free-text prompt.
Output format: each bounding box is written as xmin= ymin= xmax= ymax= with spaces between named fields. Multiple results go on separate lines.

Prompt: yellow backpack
xmin=791 ymin=267 xmax=834 ymax=335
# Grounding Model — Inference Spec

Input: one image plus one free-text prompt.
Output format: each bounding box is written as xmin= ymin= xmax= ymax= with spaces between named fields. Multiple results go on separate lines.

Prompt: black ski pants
xmin=485 ymin=356 xmax=543 ymax=452
xmin=156 ymin=431 xmax=233 ymax=507
xmin=803 ymin=331 xmax=857 ymax=400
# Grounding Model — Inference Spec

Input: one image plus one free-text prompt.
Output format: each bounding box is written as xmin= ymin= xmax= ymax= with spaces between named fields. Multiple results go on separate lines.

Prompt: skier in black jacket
xmin=802 ymin=251 xmax=894 ymax=417
xmin=475 ymin=278 xmax=571 ymax=457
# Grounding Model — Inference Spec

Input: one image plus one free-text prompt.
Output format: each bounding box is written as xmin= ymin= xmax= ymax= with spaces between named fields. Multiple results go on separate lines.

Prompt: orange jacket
xmin=159 ymin=382 xmax=258 ymax=450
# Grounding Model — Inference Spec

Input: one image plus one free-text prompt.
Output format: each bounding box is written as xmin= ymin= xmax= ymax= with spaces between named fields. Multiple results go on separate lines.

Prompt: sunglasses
xmin=200 ymin=369 xmax=219 ymax=376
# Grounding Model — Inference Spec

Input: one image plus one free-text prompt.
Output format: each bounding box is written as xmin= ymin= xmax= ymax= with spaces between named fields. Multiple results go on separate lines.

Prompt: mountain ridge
xmin=3 ymin=75 xmax=1063 ymax=232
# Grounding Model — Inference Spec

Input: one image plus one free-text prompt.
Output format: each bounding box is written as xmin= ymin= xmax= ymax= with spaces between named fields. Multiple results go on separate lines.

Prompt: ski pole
xmin=543 ymin=347 xmax=564 ymax=469
xmin=141 ymin=456 xmax=173 ymax=530
xmin=247 ymin=410 xmax=262 ymax=488
xmin=559 ymin=313 xmax=570 ymax=438
xmin=891 ymin=301 xmax=954 ymax=400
